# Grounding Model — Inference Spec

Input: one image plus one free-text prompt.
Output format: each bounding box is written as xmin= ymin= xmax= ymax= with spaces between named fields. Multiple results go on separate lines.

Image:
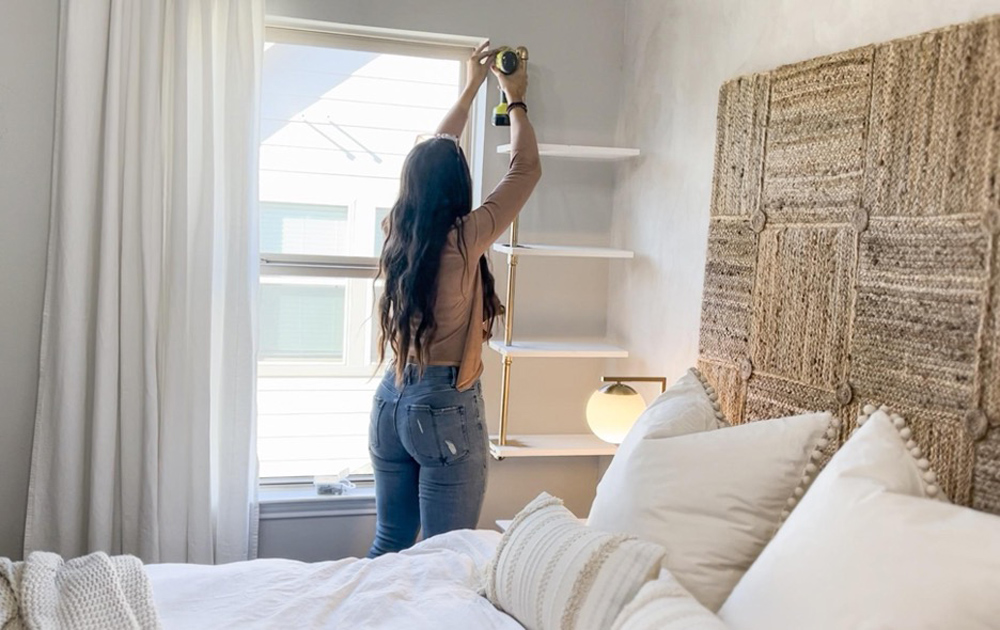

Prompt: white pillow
xmin=589 ymin=410 xmax=836 ymax=611
xmin=719 ymin=407 xmax=1000 ymax=630
xmin=611 ymin=569 xmax=729 ymax=630
xmin=483 ymin=493 xmax=665 ymax=630
xmin=611 ymin=369 xmax=726 ymax=471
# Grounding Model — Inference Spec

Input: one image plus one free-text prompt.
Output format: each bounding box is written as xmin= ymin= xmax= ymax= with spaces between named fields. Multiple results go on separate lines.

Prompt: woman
xmin=368 ymin=41 xmax=540 ymax=558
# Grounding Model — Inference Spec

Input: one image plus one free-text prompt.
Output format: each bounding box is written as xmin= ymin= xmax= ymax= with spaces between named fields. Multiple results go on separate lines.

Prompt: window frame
xmin=257 ymin=19 xmax=486 ymax=484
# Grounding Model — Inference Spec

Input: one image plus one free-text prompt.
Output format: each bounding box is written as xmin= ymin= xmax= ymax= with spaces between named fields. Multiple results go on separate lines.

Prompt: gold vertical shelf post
xmin=498 ymin=217 xmax=519 ymax=445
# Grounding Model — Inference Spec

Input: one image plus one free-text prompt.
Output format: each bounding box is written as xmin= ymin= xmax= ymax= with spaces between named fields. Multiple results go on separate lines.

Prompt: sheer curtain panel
xmin=24 ymin=0 xmax=264 ymax=564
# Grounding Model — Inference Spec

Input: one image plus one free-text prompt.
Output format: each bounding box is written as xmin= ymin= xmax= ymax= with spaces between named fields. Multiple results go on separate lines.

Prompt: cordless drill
xmin=492 ymin=46 xmax=529 ymax=127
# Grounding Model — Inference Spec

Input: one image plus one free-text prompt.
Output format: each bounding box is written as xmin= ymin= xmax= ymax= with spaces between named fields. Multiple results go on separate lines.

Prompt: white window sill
xmin=259 ymin=484 xmax=376 ymax=520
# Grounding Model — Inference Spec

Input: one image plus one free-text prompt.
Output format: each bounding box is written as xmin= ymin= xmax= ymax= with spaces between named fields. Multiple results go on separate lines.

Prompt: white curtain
xmin=25 ymin=0 xmax=264 ymax=564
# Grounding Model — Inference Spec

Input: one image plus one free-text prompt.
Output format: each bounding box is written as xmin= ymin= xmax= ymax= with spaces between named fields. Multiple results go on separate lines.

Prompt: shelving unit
xmin=491 ymin=143 xmax=639 ymax=459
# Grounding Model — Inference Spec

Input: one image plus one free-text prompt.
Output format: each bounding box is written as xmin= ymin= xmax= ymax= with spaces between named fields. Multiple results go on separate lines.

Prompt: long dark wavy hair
xmin=376 ymin=137 xmax=503 ymax=383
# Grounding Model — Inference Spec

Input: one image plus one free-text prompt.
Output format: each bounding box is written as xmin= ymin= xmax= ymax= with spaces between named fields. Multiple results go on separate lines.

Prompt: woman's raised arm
xmin=436 ymin=40 xmax=495 ymax=138
xmin=464 ymin=57 xmax=541 ymax=254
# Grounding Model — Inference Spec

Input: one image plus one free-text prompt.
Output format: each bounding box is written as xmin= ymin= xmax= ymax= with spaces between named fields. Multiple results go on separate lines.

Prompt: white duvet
xmin=147 ymin=529 xmax=521 ymax=629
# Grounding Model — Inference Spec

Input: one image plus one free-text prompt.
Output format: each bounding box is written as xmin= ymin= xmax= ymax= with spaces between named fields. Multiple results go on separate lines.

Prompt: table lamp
xmin=586 ymin=376 xmax=667 ymax=444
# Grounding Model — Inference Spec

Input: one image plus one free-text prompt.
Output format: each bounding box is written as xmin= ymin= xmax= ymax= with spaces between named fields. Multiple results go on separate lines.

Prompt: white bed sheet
xmin=147 ymin=529 xmax=521 ymax=629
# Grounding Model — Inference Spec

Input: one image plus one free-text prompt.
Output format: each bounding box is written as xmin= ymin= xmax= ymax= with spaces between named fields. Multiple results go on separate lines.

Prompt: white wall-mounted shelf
xmin=492 ymin=138 xmax=636 ymax=459
xmin=497 ymin=143 xmax=640 ymax=161
xmin=489 ymin=433 xmax=617 ymax=459
xmin=489 ymin=339 xmax=628 ymax=359
xmin=492 ymin=243 xmax=634 ymax=259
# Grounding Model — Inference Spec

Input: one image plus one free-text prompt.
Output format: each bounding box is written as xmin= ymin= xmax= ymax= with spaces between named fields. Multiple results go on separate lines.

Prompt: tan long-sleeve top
xmin=417 ymin=115 xmax=541 ymax=391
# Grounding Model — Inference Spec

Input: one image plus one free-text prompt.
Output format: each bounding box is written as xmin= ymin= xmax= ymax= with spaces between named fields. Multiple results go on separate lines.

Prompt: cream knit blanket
xmin=0 ymin=552 xmax=160 ymax=630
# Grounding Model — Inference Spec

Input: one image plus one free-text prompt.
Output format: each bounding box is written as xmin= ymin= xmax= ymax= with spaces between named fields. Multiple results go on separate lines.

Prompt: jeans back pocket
xmin=405 ymin=404 xmax=470 ymax=466
xmin=369 ymin=396 xmax=388 ymax=450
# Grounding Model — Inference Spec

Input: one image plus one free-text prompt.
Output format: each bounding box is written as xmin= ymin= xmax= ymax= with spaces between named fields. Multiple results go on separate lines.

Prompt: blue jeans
xmin=367 ymin=364 xmax=489 ymax=558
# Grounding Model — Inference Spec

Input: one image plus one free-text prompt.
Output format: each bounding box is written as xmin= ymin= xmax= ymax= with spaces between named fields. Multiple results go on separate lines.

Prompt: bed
xmin=146 ymin=530 xmax=516 ymax=629
xmin=14 ymin=13 xmax=997 ymax=630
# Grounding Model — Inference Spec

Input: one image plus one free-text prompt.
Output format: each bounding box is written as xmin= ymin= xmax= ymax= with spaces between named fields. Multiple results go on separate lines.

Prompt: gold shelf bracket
xmin=497 ymin=217 xmax=519 ymax=446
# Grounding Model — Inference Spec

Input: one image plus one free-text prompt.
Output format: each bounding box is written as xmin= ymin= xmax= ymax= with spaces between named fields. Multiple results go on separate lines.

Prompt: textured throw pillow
xmin=483 ymin=493 xmax=666 ymax=630
xmin=611 ymin=569 xmax=728 ymax=630
xmin=589 ymin=410 xmax=837 ymax=611
xmin=719 ymin=407 xmax=1000 ymax=630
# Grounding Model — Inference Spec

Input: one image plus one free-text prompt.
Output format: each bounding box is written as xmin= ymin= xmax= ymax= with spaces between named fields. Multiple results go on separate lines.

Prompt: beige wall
xmin=0 ymin=0 xmax=58 ymax=560
xmin=608 ymin=0 xmax=1000 ymax=385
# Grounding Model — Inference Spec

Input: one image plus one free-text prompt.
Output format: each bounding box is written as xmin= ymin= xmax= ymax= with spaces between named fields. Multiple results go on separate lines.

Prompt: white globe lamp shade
xmin=586 ymin=383 xmax=646 ymax=444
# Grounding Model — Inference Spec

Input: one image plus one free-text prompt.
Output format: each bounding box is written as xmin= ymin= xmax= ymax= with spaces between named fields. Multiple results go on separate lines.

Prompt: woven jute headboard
xmin=698 ymin=15 xmax=1000 ymax=513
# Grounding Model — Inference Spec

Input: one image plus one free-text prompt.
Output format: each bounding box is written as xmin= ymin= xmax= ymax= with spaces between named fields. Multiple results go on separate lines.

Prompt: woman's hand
xmin=465 ymin=40 xmax=497 ymax=93
xmin=491 ymin=56 xmax=528 ymax=103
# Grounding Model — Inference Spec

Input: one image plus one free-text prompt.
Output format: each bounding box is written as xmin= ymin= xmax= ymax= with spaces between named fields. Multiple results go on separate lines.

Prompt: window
xmin=260 ymin=281 xmax=347 ymax=360
xmin=261 ymin=202 xmax=351 ymax=257
xmin=257 ymin=24 xmax=480 ymax=480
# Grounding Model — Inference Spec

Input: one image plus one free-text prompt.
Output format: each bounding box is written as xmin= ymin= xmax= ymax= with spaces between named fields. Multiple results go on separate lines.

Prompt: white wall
xmin=608 ymin=0 xmax=1000 ymax=385
xmin=0 ymin=0 xmax=58 ymax=560
xmin=260 ymin=0 xmax=630 ymax=559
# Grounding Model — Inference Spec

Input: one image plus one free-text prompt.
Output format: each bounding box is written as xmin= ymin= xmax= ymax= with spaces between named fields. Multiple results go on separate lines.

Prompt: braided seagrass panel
xmin=698 ymin=15 xmax=1000 ymax=512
